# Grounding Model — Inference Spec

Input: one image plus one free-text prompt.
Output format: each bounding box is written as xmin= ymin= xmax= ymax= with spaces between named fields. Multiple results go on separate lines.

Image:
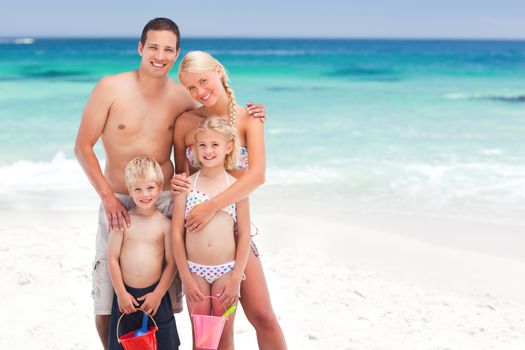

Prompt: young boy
xmin=107 ymin=156 xmax=180 ymax=350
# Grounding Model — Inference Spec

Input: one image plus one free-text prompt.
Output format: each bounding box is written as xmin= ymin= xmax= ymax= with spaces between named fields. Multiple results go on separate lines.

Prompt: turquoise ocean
xmin=1 ymin=38 xmax=524 ymax=223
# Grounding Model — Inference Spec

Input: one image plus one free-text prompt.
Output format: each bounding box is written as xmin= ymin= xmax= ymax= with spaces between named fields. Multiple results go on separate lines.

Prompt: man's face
xmin=138 ymin=30 xmax=179 ymax=77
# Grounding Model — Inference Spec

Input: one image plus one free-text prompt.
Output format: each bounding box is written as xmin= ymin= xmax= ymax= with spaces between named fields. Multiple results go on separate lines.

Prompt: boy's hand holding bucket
xmin=117 ymin=291 xmax=139 ymax=314
xmin=137 ymin=290 xmax=162 ymax=315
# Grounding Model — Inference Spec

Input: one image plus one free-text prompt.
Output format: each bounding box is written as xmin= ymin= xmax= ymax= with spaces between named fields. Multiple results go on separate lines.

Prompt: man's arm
xmin=74 ymin=77 xmax=129 ymax=230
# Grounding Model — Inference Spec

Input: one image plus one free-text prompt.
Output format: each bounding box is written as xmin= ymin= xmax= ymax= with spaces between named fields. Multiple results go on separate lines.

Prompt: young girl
xmin=171 ymin=117 xmax=251 ymax=350
xmin=172 ymin=51 xmax=287 ymax=349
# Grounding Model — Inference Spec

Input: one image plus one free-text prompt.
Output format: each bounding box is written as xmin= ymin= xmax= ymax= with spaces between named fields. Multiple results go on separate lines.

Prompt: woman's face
xmin=179 ymin=70 xmax=224 ymax=107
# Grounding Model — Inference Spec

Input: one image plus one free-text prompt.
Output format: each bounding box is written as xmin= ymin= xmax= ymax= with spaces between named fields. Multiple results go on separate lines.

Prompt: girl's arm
xmin=219 ymin=196 xmax=251 ymax=306
xmin=170 ymin=192 xmax=205 ymax=303
xmin=186 ymin=113 xmax=265 ymax=231
xmin=108 ymin=229 xmax=139 ymax=314
xmin=137 ymin=219 xmax=176 ymax=316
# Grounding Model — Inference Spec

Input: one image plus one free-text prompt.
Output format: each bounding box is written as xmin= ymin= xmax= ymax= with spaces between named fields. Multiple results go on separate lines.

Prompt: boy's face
xmin=129 ymin=179 xmax=161 ymax=210
xmin=138 ymin=30 xmax=180 ymax=78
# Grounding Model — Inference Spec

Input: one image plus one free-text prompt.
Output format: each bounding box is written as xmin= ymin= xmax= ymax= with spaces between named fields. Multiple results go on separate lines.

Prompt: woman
xmin=172 ymin=51 xmax=287 ymax=349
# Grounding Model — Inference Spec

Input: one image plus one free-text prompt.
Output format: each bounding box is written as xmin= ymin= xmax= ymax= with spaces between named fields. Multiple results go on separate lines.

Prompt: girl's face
xmin=195 ymin=129 xmax=232 ymax=169
xmin=179 ymin=70 xmax=224 ymax=107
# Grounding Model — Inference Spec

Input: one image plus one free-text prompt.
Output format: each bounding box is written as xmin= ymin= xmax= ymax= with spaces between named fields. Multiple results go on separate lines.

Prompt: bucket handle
xmin=190 ymin=296 xmax=229 ymax=318
xmin=116 ymin=309 xmax=159 ymax=343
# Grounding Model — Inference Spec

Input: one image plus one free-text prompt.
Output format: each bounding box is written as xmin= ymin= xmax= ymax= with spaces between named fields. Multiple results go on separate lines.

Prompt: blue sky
xmin=2 ymin=0 xmax=525 ymax=38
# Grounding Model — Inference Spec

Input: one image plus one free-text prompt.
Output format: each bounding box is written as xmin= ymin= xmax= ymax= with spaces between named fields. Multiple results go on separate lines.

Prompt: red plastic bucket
xmin=191 ymin=296 xmax=228 ymax=350
xmin=117 ymin=311 xmax=158 ymax=350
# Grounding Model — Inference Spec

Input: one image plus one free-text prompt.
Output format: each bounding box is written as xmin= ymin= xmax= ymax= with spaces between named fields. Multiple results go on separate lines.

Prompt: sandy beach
xmin=1 ymin=190 xmax=524 ymax=350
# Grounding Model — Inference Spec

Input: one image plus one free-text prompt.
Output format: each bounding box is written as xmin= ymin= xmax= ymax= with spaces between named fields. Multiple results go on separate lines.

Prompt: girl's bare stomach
xmin=186 ymin=213 xmax=236 ymax=265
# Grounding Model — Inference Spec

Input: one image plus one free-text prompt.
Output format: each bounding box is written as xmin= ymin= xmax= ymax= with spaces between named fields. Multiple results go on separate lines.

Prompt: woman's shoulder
xmin=235 ymin=105 xmax=250 ymax=123
xmin=234 ymin=106 xmax=253 ymax=133
xmin=236 ymin=105 xmax=264 ymax=127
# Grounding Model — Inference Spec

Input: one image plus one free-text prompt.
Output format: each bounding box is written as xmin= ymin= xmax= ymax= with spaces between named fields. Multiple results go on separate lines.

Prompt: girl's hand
xmin=217 ymin=274 xmax=241 ymax=308
xmin=246 ymin=102 xmax=266 ymax=121
xmin=171 ymin=172 xmax=191 ymax=195
xmin=117 ymin=292 xmax=139 ymax=314
xmin=185 ymin=201 xmax=216 ymax=232
xmin=137 ymin=291 xmax=162 ymax=316
xmin=183 ymin=277 xmax=205 ymax=303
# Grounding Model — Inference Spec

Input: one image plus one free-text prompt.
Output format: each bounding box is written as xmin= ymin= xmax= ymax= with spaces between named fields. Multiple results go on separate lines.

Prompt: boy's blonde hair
xmin=178 ymin=51 xmax=237 ymax=126
xmin=124 ymin=156 xmax=164 ymax=192
xmin=193 ymin=117 xmax=240 ymax=170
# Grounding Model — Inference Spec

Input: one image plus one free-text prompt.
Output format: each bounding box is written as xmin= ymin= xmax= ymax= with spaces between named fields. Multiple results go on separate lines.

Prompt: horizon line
xmin=2 ymin=35 xmax=525 ymax=41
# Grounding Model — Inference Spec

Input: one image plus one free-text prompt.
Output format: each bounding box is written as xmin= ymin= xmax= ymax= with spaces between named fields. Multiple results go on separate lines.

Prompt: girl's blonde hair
xmin=178 ymin=51 xmax=237 ymax=126
xmin=124 ymin=156 xmax=164 ymax=192
xmin=192 ymin=117 xmax=240 ymax=170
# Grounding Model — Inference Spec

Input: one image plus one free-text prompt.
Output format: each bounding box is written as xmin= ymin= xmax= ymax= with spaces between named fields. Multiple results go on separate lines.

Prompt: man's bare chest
xmin=105 ymin=99 xmax=176 ymax=137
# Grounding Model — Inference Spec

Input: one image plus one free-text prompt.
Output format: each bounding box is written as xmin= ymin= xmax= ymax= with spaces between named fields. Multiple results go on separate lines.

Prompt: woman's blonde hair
xmin=124 ymin=156 xmax=164 ymax=192
xmin=192 ymin=117 xmax=240 ymax=170
xmin=178 ymin=51 xmax=237 ymax=126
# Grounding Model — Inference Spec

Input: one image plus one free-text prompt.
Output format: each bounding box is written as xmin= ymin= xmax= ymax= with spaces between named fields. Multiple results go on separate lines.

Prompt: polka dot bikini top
xmin=185 ymin=170 xmax=236 ymax=223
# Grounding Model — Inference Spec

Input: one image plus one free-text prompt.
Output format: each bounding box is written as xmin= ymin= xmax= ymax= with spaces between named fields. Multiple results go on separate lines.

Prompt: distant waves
xmin=0 ymin=38 xmax=35 ymax=45
xmin=0 ymin=70 xmax=97 ymax=82
xmin=325 ymin=66 xmax=401 ymax=81
xmin=445 ymin=93 xmax=525 ymax=103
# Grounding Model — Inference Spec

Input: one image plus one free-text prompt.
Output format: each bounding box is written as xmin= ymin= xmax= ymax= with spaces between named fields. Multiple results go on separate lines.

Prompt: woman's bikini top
xmin=185 ymin=144 xmax=249 ymax=169
xmin=185 ymin=170 xmax=236 ymax=223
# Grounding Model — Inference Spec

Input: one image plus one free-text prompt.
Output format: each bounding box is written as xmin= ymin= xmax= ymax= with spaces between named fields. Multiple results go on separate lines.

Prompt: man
xmin=75 ymin=18 xmax=263 ymax=349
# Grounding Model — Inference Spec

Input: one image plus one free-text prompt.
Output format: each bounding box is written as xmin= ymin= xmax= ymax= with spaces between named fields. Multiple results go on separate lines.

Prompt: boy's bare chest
xmin=124 ymin=220 xmax=164 ymax=243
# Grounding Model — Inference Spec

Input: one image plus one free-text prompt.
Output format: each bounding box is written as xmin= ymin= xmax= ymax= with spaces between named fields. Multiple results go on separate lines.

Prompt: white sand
xmin=1 ymin=200 xmax=524 ymax=349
